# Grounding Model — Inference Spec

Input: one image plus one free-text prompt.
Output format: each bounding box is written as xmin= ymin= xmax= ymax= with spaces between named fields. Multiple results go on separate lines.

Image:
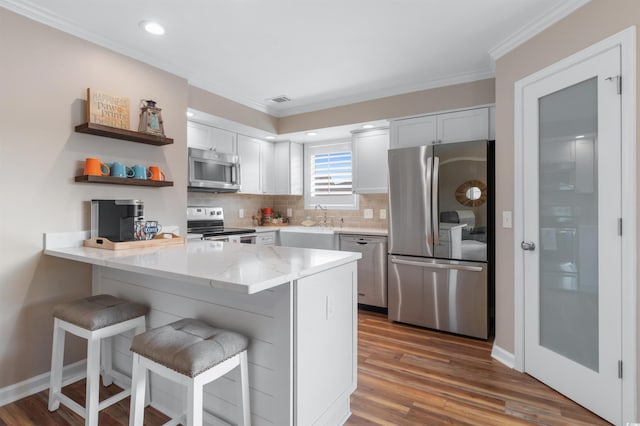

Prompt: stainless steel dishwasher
xmin=339 ymin=234 xmax=388 ymax=308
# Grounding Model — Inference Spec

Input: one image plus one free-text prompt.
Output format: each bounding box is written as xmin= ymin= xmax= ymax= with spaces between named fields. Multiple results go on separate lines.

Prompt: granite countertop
xmin=44 ymin=233 xmax=361 ymax=295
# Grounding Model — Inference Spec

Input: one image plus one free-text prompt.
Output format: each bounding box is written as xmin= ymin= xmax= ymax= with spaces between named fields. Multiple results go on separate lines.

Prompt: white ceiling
xmin=3 ymin=0 xmax=590 ymax=121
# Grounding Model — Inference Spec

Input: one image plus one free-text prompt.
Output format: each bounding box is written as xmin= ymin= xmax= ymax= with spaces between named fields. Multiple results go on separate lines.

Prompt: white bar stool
xmin=48 ymin=294 xmax=148 ymax=426
xmin=129 ymin=318 xmax=251 ymax=426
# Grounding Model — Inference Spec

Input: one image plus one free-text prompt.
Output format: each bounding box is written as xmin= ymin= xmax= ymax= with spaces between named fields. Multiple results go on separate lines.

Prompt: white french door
xmin=521 ymin=46 xmax=622 ymax=424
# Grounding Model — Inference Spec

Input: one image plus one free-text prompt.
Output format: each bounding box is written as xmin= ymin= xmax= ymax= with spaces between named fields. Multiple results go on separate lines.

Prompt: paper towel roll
xmin=455 ymin=210 xmax=475 ymax=232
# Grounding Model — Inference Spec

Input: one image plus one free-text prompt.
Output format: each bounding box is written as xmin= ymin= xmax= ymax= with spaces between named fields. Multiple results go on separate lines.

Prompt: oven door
xmin=188 ymin=149 xmax=241 ymax=192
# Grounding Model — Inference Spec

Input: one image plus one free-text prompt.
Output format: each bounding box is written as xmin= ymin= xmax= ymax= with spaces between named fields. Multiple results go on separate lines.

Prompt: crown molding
xmin=489 ymin=0 xmax=592 ymax=61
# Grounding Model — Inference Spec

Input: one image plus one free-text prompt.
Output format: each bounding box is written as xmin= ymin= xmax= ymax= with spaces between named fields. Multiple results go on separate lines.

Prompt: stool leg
xmin=186 ymin=378 xmax=203 ymax=426
xmin=48 ymin=318 xmax=65 ymax=412
xmin=132 ymin=318 xmax=150 ymax=407
xmin=85 ymin=336 xmax=101 ymax=426
xmin=129 ymin=353 xmax=146 ymax=426
xmin=101 ymin=336 xmax=113 ymax=386
xmin=237 ymin=351 xmax=251 ymax=426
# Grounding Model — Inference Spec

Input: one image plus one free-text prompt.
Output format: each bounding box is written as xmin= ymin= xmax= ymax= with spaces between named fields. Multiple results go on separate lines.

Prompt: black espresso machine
xmin=91 ymin=199 xmax=144 ymax=242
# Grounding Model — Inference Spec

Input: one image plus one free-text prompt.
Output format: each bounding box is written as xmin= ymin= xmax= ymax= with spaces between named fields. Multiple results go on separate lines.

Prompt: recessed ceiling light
xmin=186 ymin=111 xmax=195 ymax=118
xmin=139 ymin=20 xmax=165 ymax=36
xmin=306 ymin=132 xmax=318 ymax=136
xmin=362 ymin=124 xmax=375 ymax=129
xmin=575 ymin=135 xmax=585 ymax=139
xmin=265 ymin=136 xmax=275 ymax=140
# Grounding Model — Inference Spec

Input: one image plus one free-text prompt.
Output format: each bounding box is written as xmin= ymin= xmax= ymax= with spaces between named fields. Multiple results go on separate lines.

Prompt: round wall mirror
xmin=455 ymin=180 xmax=487 ymax=207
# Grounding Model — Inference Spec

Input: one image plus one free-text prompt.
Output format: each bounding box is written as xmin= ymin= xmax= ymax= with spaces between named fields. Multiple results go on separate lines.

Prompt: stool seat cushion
xmin=53 ymin=294 xmax=148 ymax=331
xmin=130 ymin=318 xmax=249 ymax=378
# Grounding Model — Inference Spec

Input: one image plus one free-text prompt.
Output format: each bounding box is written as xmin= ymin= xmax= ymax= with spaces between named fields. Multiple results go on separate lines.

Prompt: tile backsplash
xmin=187 ymin=192 xmax=389 ymax=229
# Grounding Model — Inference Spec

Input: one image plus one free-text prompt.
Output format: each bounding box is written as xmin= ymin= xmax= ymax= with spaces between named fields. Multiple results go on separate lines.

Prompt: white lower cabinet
xmin=352 ymin=128 xmax=389 ymax=193
xmin=390 ymin=107 xmax=492 ymax=149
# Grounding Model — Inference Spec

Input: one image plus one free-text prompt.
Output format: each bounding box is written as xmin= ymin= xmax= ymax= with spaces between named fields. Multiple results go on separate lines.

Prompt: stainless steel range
xmin=187 ymin=207 xmax=257 ymax=243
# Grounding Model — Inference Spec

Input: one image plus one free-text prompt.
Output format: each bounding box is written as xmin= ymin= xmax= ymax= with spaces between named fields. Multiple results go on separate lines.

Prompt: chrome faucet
xmin=315 ymin=204 xmax=328 ymax=227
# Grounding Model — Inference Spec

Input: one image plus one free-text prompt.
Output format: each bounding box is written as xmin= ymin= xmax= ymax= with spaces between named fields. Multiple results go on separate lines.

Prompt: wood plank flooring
xmin=0 ymin=310 xmax=610 ymax=425
xmin=347 ymin=310 xmax=610 ymax=425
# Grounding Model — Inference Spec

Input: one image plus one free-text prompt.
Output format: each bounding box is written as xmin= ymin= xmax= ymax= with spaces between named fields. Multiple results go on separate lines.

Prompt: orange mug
xmin=149 ymin=165 xmax=166 ymax=181
xmin=84 ymin=157 xmax=110 ymax=176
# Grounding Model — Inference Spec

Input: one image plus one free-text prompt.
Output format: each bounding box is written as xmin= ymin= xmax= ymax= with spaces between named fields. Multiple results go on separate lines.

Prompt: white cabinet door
xmin=274 ymin=141 xmax=304 ymax=195
xmin=290 ymin=142 xmax=303 ymax=195
xmin=437 ymin=108 xmax=489 ymax=144
xmin=390 ymin=115 xmax=437 ymax=149
xmin=390 ymin=107 xmax=493 ymax=149
xmin=261 ymin=140 xmax=275 ymax=194
xmin=187 ymin=121 xmax=236 ymax=152
xmin=209 ymin=126 xmax=236 ymax=153
xmin=352 ymin=128 xmax=389 ymax=193
xmin=187 ymin=121 xmax=213 ymax=150
xmin=237 ymin=134 xmax=262 ymax=194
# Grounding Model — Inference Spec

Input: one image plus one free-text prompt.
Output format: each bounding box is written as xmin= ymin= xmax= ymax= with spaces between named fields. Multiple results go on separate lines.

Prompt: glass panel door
xmin=538 ymin=78 xmax=599 ymax=370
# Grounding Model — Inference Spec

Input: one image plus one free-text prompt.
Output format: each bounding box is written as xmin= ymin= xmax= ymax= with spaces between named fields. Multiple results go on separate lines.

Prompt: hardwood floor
xmin=0 ymin=310 xmax=610 ymax=425
xmin=347 ymin=310 xmax=610 ymax=425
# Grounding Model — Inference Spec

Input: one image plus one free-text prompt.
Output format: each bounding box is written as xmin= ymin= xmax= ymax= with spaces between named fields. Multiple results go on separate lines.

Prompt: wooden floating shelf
xmin=75 ymin=175 xmax=174 ymax=187
xmin=75 ymin=122 xmax=174 ymax=146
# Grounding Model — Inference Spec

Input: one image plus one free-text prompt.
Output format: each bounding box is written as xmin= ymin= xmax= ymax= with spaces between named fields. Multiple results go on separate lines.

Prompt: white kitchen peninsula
xmin=44 ymin=233 xmax=360 ymax=426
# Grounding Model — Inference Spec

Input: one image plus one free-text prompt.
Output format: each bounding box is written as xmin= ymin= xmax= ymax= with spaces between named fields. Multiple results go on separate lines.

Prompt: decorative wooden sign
xmin=86 ymin=88 xmax=130 ymax=130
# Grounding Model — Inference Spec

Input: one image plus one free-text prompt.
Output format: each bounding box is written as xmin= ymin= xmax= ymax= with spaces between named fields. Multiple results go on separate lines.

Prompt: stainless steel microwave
xmin=188 ymin=147 xmax=241 ymax=192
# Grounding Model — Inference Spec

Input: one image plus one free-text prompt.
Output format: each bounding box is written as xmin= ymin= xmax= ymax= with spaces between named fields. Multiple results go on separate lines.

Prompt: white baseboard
xmin=0 ymin=360 xmax=86 ymax=407
xmin=491 ymin=343 xmax=515 ymax=369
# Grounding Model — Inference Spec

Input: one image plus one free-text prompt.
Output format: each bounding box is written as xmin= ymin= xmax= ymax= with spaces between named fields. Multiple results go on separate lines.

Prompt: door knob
xmin=521 ymin=241 xmax=536 ymax=251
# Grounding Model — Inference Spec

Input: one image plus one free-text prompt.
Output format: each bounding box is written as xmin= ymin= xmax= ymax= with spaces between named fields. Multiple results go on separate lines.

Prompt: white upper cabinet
xmin=390 ymin=107 xmax=492 ymax=149
xmin=261 ymin=140 xmax=275 ymax=194
xmin=437 ymin=108 xmax=489 ymax=144
xmin=237 ymin=134 xmax=262 ymax=194
xmin=390 ymin=115 xmax=437 ymax=149
xmin=187 ymin=121 xmax=236 ymax=153
xmin=489 ymin=105 xmax=496 ymax=140
xmin=352 ymin=128 xmax=389 ymax=194
xmin=274 ymin=141 xmax=303 ymax=195
xmin=237 ymin=134 xmax=277 ymax=194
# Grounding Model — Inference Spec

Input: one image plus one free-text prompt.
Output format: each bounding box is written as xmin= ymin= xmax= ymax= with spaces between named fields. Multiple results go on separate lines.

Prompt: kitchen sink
xmin=279 ymin=227 xmax=337 ymax=249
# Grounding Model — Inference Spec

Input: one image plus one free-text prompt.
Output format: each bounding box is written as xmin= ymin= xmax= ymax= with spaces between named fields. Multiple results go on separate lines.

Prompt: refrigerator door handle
xmin=390 ymin=258 xmax=484 ymax=272
xmin=432 ymin=156 xmax=440 ymax=246
xmin=425 ymin=156 xmax=433 ymax=247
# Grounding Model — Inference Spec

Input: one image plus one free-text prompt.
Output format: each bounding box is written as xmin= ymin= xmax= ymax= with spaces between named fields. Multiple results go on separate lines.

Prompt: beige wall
xmin=278 ymin=78 xmax=495 ymax=133
xmin=494 ymin=0 xmax=640 ymax=353
xmin=0 ymin=8 xmax=188 ymax=388
xmin=188 ymin=86 xmax=278 ymax=134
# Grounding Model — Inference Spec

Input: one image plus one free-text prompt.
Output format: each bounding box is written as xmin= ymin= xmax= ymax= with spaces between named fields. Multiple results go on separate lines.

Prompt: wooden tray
xmin=260 ymin=222 xmax=289 ymax=227
xmin=83 ymin=233 xmax=185 ymax=250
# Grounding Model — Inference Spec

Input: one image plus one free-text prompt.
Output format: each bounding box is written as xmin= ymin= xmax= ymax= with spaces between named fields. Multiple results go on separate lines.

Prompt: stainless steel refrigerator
xmin=388 ymin=140 xmax=493 ymax=339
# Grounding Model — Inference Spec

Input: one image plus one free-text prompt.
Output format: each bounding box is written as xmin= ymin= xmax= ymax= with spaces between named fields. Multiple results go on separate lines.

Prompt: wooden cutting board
xmin=83 ymin=233 xmax=185 ymax=250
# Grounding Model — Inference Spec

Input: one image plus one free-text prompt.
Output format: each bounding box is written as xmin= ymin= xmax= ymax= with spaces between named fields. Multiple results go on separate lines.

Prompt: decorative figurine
xmin=138 ymin=99 xmax=165 ymax=136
